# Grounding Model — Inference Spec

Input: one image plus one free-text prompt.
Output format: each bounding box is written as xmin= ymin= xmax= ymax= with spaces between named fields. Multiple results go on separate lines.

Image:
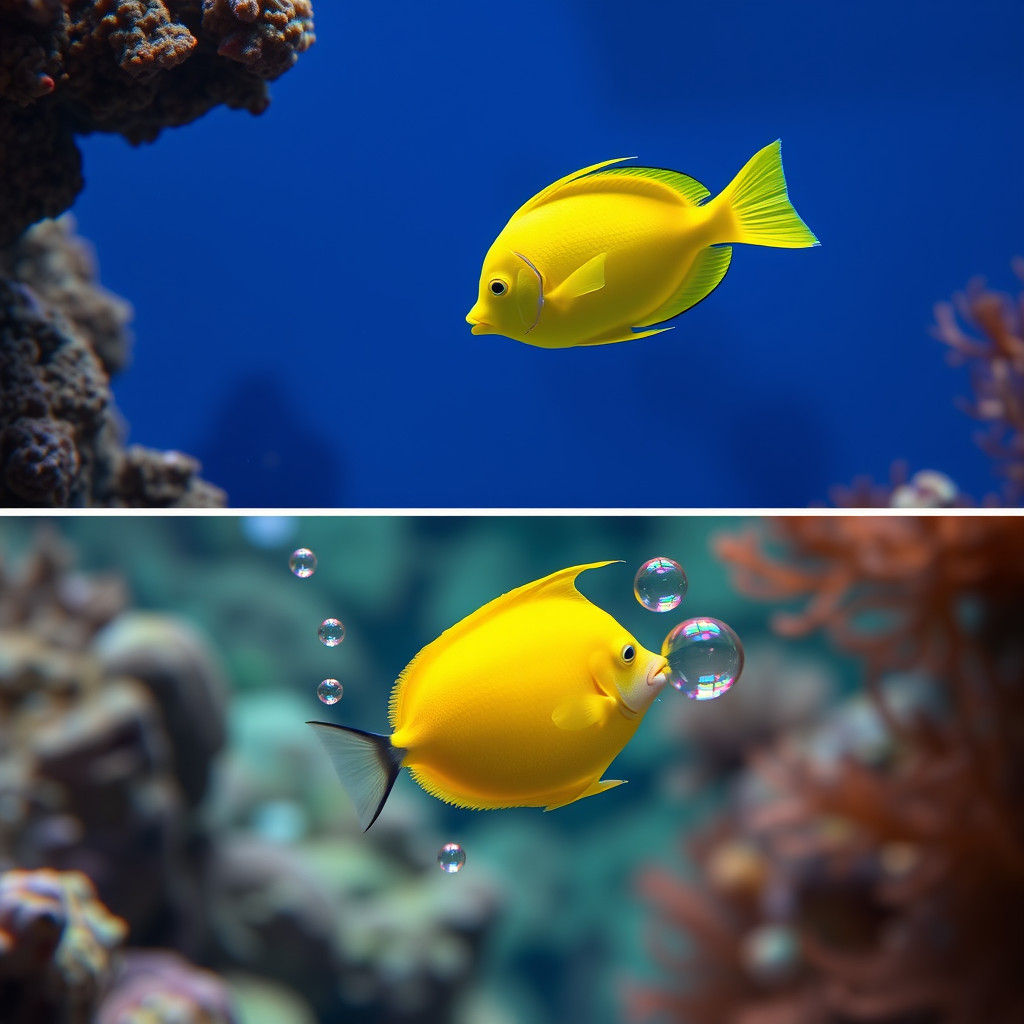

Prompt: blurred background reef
xmin=0 ymin=514 xmax=1021 ymax=1023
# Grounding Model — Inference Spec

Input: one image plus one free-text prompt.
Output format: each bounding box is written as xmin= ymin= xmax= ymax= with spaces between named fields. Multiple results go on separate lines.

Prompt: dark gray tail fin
xmin=307 ymin=722 xmax=404 ymax=831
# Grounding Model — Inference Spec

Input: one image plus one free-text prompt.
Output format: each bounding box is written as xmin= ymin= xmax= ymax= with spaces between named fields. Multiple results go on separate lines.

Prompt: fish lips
xmin=466 ymin=309 xmax=494 ymax=334
xmin=647 ymin=657 xmax=670 ymax=689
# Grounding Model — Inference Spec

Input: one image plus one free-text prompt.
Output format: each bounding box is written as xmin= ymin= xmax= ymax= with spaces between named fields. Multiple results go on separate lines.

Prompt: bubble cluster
xmin=662 ymin=617 xmax=743 ymax=700
xmin=437 ymin=842 xmax=466 ymax=874
xmin=317 ymin=678 xmax=343 ymax=705
xmin=289 ymin=548 xmax=317 ymax=578
xmin=318 ymin=618 xmax=346 ymax=647
xmin=634 ymin=557 xmax=688 ymax=612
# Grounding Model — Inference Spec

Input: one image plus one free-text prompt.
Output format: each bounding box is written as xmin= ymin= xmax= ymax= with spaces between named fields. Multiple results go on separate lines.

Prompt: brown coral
xmin=933 ymin=261 xmax=1024 ymax=503
xmin=0 ymin=531 xmax=229 ymax=948
xmin=0 ymin=216 xmax=226 ymax=506
xmin=0 ymin=214 xmax=133 ymax=374
xmin=632 ymin=515 xmax=1024 ymax=1024
xmin=203 ymin=0 xmax=316 ymax=80
xmin=830 ymin=259 xmax=1024 ymax=508
xmin=0 ymin=0 xmax=315 ymax=244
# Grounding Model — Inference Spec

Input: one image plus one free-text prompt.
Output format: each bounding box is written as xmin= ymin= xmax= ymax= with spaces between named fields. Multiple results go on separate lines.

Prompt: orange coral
xmin=933 ymin=261 xmax=1024 ymax=503
xmin=632 ymin=516 xmax=1024 ymax=1024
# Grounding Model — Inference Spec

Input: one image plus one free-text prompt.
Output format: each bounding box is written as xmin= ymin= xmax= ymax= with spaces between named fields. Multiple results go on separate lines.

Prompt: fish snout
xmin=647 ymin=656 xmax=670 ymax=688
xmin=466 ymin=308 xmax=493 ymax=335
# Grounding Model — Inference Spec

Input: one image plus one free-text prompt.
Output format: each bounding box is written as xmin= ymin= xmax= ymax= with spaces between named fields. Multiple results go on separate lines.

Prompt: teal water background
xmin=0 ymin=514 xmax=859 ymax=1022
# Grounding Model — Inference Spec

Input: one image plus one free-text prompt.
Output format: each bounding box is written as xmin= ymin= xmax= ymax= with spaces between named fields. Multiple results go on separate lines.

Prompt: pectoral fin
xmin=545 ymin=778 xmax=625 ymax=810
xmin=552 ymin=694 xmax=614 ymax=730
xmin=551 ymin=253 xmax=606 ymax=301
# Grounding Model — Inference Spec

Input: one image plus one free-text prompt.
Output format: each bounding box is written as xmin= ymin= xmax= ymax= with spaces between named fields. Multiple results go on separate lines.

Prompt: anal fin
xmin=545 ymin=778 xmax=625 ymax=811
xmin=576 ymin=326 xmax=673 ymax=347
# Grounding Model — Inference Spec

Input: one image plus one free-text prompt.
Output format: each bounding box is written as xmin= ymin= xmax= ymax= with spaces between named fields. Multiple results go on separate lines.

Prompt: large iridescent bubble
xmin=662 ymin=617 xmax=743 ymax=700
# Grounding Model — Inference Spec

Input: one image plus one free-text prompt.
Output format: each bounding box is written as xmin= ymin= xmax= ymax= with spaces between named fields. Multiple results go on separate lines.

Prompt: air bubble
xmin=438 ymin=842 xmax=466 ymax=874
xmin=634 ymin=557 xmax=688 ymax=612
xmin=318 ymin=618 xmax=345 ymax=647
xmin=317 ymin=678 xmax=343 ymax=705
xmin=289 ymin=548 xmax=317 ymax=578
xmin=662 ymin=617 xmax=743 ymax=700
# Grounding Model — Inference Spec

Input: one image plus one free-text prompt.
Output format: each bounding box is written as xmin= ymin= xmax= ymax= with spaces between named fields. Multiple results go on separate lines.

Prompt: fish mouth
xmin=466 ymin=314 xmax=494 ymax=335
xmin=647 ymin=657 xmax=669 ymax=688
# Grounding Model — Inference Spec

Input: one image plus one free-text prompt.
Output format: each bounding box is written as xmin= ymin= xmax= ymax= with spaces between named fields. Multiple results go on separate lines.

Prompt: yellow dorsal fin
xmin=552 ymin=694 xmax=615 ymax=731
xmin=551 ymin=252 xmax=606 ymax=301
xmin=389 ymin=561 xmax=620 ymax=728
xmin=514 ymin=159 xmax=635 ymax=217
xmin=636 ymin=245 xmax=733 ymax=328
xmin=588 ymin=165 xmax=711 ymax=205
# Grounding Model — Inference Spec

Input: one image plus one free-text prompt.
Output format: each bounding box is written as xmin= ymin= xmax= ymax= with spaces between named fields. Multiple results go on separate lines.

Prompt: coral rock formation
xmin=0 ymin=0 xmax=315 ymax=244
xmin=0 ymin=216 xmax=226 ymax=506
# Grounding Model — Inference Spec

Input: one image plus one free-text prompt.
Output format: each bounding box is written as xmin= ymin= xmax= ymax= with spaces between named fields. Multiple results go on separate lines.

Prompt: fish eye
xmin=621 ymin=644 xmax=636 ymax=663
xmin=489 ymin=279 xmax=508 ymax=296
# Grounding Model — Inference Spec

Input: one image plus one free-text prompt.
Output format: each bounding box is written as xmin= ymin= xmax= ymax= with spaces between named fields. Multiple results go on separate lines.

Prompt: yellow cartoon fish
xmin=308 ymin=561 xmax=669 ymax=830
xmin=466 ymin=140 xmax=818 ymax=348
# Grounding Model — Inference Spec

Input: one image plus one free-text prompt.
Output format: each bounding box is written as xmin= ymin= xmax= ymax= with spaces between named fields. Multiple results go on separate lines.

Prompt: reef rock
xmin=0 ymin=216 xmax=226 ymax=506
xmin=0 ymin=0 xmax=316 ymax=245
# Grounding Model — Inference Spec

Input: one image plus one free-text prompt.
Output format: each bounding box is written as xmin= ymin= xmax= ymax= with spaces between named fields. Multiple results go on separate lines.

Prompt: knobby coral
xmin=0 ymin=215 xmax=225 ymax=505
xmin=631 ymin=516 xmax=1024 ymax=1024
xmin=0 ymin=0 xmax=315 ymax=245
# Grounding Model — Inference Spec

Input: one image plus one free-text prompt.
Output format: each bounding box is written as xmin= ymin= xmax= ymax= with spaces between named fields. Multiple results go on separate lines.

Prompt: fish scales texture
xmin=310 ymin=563 xmax=670 ymax=828
xmin=467 ymin=140 xmax=817 ymax=349
xmin=396 ymin=601 xmax=626 ymax=802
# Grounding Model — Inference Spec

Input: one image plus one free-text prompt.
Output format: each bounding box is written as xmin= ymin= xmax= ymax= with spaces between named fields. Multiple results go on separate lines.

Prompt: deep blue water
xmin=71 ymin=1 xmax=1024 ymax=508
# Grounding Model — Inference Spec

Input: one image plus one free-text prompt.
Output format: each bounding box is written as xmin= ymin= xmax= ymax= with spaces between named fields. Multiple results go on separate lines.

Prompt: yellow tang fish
xmin=308 ymin=561 xmax=669 ymax=830
xmin=466 ymin=139 xmax=818 ymax=349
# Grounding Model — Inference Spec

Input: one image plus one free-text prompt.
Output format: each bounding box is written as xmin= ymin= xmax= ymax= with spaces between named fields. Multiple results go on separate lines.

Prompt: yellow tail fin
xmin=719 ymin=140 xmax=818 ymax=248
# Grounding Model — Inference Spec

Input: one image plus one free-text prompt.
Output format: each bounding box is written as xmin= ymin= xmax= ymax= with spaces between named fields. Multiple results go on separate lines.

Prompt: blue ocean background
xmin=70 ymin=0 xmax=1023 ymax=508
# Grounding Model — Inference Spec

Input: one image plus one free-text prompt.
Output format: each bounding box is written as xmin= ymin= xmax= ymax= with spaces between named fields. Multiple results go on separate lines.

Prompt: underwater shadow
xmin=190 ymin=373 xmax=344 ymax=508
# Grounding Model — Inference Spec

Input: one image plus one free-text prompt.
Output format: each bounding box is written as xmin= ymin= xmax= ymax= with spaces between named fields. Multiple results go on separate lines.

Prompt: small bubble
xmin=662 ymin=617 xmax=743 ymax=700
xmin=438 ymin=842 xmax=466 ymax=874
xmin=289 ymin=548 xmax=317 ymax=578
xmin=634 ymin=557 xmax=688 ymax=612
xmin=317 ymin=678 xmax=343 ymax=705
xmin=318 ymin=618 xmax=345 ymax=647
